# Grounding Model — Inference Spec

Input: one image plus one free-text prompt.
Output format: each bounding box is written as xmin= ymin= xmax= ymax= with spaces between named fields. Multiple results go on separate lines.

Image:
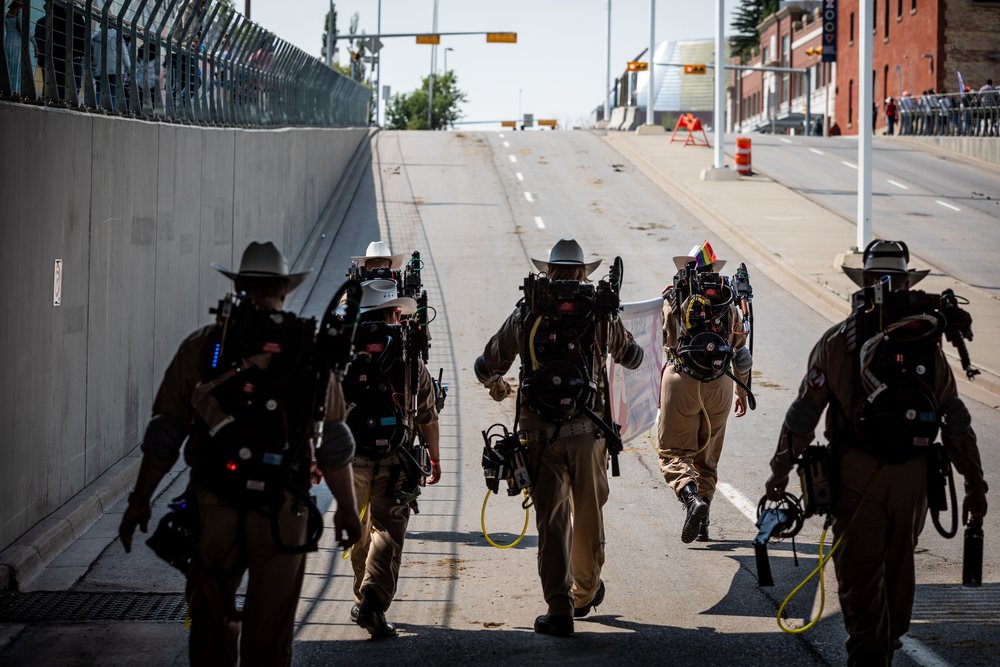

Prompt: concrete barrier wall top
xmin=0 ymin=103 xmax=368 ymax=550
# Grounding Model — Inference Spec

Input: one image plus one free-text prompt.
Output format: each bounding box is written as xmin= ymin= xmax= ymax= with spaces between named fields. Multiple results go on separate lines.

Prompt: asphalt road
xmin=2 ymin=130 xmax=997 ymax=666
xmin=729 ymin=134 xmax=1000 ymax=293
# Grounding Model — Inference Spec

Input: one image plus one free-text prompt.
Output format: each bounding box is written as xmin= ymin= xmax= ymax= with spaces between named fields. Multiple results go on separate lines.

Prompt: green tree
xmin=320 ymin=3 xmax=338 ymax=63
xmin=385 ymin=71 xmax=467 ymax=130
xmin=730 ymin=0 xmax=779 ymax=60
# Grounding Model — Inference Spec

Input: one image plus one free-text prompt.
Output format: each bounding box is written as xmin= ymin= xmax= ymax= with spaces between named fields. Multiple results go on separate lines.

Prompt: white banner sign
xmin=608 ymin=298 xmax=664 ymax=444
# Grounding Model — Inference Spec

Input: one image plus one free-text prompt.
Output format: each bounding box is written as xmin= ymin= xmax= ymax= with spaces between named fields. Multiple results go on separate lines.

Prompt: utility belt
xmin=520 ymin=418 xmax=599 ymax=443
xmin=843 ymin=438 xmax=929 ymax=466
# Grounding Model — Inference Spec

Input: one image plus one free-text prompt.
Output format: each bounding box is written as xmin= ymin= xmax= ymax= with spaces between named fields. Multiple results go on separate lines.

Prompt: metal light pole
xmin=604 ymin=0 xmax=611 ymax=122
xmin=427 ymin=0 xmax=439 ymax=129
xmin=244 ymin=0 xmax=250 ymax=19
xmin=713 ymin=0 xmax=724 ymax=169
xmin=376 ymin=0 xmax=382 ymax=125
xmin=857 ymin=0 xmax=873 ymax=250
xmin=646 ymin=0 xmax=655 ymax=125
xmin=444 ymin=47 xmax=453 ymax=74
xmin=325 ymin=0 xmax=334 ymax=68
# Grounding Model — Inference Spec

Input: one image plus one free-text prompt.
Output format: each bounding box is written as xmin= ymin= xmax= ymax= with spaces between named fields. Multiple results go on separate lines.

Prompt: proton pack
xmin=845 ymin=280 xmax=978 ymax=463
xmin=668 ymin=261 xmax=736 ymax=382
xmin=343 ymin=320 xmax=412 ymax=460
xmin=195 ymin=294 xmax=319 ymax=505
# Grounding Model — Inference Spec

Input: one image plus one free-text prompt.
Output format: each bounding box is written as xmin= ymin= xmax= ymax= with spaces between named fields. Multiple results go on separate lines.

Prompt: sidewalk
xmin=605 ymin=132 xmax=1000 ymax=406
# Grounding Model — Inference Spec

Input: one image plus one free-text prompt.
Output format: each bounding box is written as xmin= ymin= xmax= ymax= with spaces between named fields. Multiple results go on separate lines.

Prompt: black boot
xmin=355 ymin=587 xmax=397 ymax=639
xmin=679 ymin=482 xmax=709 ymax=544
xmin=696 ymin=498 xmax=711 ymax=542
xmin=534 ymin=614 xmax=574 ymax=636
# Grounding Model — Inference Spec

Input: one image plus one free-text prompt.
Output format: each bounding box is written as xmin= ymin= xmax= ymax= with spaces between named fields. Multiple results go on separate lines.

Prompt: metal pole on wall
xmin=713 ymin=0 xmax=724 ymax=169
xmin=604 ymin=0 xmax=611 ymax=122
xmin=376 ymin=0 xmax=382 ymax=125
xmin=646 ymin=0 xmax=654 ymax=125
xmin=857 ymin=0 xmax=873 ymax=250
xmin=325 ymin=0 xmax=333 ymax=68
xmin=244 ymin=0 xmax=250 ymax=20
xmin=427 ymin=0 xmax=438 ymax=128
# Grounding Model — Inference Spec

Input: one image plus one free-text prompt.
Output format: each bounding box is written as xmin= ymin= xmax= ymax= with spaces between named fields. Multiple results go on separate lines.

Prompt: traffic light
xmin=805 ymin=47 xmax=823 ymax=56
xmin=627 ymin=61 xmax=649 ymax=72
xmin=683 ymin=64 xmax=706 ymax=75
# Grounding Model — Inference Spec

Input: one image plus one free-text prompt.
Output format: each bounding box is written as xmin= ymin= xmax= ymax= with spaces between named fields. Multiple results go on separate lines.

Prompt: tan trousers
xmin=526 ymin=432 xmax=610 ymax=617
xmin=832 ymin=447 xmax=927 ymax=666
xmin=186 ymin=482 xmax=308 ymax=667
xmin=350 ymin=456 xmax=411 ymax=611
xmin=657 ymin=367 xmax=734 ymax=500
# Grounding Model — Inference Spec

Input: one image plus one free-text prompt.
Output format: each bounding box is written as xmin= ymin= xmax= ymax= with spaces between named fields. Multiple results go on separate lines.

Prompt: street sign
xmin=821 ymin=0 xmax=837 ymax=62
xmin=538 ymin=119 xmax=557 ymax=127
xmin=364 ymin=56 xmax=378 ymax=64
xmin=382 ymin=85 xmax=391 ymax=99
xmin=523 ymin=113 xmax=534 ymax=128
xmin=684 ymin=64 xmax=707 ymax=75
xmin=416 ymin=34 xmax=441 ymax=45
xmin=486 ymin=32 xmax=517 ymax=43
xmin=364 ymin=36 xmax=384 ymax=53
xmin=501 ymin=120 xmax=517 ymax=128
xmin=627 ymin=61 xmax=649 ymax=72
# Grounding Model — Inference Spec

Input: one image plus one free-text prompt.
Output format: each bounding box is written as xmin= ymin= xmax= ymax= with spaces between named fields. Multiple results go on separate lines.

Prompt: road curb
xmin=0 ymin=450 xmax=142 ymax=593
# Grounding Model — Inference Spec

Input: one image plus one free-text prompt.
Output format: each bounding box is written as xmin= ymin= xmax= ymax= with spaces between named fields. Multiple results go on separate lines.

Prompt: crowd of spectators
xmin=889 ymin=81 xmax=999 ymax=137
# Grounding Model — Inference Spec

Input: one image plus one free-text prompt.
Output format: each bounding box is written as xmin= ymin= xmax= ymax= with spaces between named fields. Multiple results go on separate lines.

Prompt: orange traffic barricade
xmin=669 ymin=114 xmax=710 ymax=148
xmin=735 ymin=136 xmax=752 ymax=175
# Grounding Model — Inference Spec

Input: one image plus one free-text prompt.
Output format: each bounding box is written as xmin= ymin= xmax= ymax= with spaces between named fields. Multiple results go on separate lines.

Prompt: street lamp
xmin=444 ymin=47 xmax=454 ymax=73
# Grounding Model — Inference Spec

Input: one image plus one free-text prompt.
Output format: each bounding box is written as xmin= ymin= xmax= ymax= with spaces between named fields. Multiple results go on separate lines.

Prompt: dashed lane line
xmin=899 ymin=639 xmax=951 ymax=667
xmin=887 ymin=179 xmax=909 ymax=190
xmin=809 ymin=148 xmax=825 ymax=155
xmin=503 ymin=141 xmax=510 ymax=148
xmin=534 ymin=216 xmax=545 ymax=229
xmin=936 ymin=200 xmax=961 ymax=212
xmin=524 ymin=191 xmax=534 ymax=202
xmin=516 ymin=172 xmax=524 ymax=181
xmin=499 ymin=133 xmax=505 ymax=138
xmin=715 ymin=482 xmax=758 ymax=523
xmin=509 ymin=155 xmax=517 ymax=163
xmin=842 ymin=161 xmax=858 ymax=169
xmin=780 ymin=137 xmax=793 ymax=144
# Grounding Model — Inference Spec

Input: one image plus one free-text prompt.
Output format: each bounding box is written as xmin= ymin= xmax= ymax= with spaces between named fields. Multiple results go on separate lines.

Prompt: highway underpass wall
xmin=0 ymin=102 xmax=368 ymax=552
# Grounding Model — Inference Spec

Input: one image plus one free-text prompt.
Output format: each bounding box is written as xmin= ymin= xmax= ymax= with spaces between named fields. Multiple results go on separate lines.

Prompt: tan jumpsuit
xmin=480 ymin=307 xmax=640 ymax=617
xmin=657 ymin=298 xmax=749 ymax=501
xmin=769 ymin=321 xmax=986 ymax=665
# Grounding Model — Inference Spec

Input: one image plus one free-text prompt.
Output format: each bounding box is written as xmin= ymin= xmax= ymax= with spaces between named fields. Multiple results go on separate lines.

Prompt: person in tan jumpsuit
xmin=118 ymin=242 xmax=362 ymax=667
xmin=658 ymin=242 xmax=751 ymax=544
xmin=346 ymin=279 xmax=441 ymax=639
xmin=766 ymin=240 xmax=988 ymax=666
xmin=475 ymin=239 xmax=644 ymax=637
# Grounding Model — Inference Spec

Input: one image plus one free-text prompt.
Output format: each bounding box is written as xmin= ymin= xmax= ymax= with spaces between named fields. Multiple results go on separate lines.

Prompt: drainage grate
xmin=0 ymin=592 xmax=244 ymax=623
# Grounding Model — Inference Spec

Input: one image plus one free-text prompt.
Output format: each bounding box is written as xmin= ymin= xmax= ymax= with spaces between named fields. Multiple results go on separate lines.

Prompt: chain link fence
xmin=1 ymin=0 xmax=369 ymax=127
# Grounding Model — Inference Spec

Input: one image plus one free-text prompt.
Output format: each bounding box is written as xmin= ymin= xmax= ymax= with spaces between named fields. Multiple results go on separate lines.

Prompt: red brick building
xmin=834 ymin=0 xmax=1000 ymax=134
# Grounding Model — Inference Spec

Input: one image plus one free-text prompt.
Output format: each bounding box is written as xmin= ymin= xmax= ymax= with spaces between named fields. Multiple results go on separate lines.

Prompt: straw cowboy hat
xmin=842 ymin=239 xmax=929 ymax=288
xmin=530 ymin=239 xmax=602 ymax=275
xmin=673 ymin=240 xmax=727 ymax=272
xmin=358 ymin=280 xmax=417 ymax=315
xmin=351 ymin=241 xmax=407 ymax=271
xmin=212 ymin=241 xmax=309 ymax=290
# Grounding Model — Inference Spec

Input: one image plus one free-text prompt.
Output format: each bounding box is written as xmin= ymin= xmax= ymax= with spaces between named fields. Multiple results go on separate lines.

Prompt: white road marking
xmin=516 ymin=172 xmax=524 ymax=181
xmin=509 ymin=155 xmax=517 ymax=163
xmin=780 ymin=137 xmax=793 ymax=144
xmin=842 ymin=160 xmax=858 ymax=169
xmin=524 ymin=191 xmax=534 ymax=202
xmin=534 ymin=216 xmax=545 ymax=229
xmin=900 ymin=638 xmax=952 ymax=667
xmin=887 ymin=179 xmax=909 ymax=190
xmin=503 ymin=141 xmax=510 ymax=148
xmin=936 ymin=200 xmax=961 ymax=212
xmin=809 ymin=148 xmax=825 ymax=155
xmin=499 ymin=133 xmax=505 ymax=138
xmin=716 ymin=482 xmax=759 ymax=523
xmin=763 ymin=216 xmax=802 ymax=221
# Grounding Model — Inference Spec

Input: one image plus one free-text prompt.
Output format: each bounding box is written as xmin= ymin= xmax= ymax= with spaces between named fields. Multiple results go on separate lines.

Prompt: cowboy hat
xmin=530 ymin=239 xmax=602 ymax=275
xmin=212 ymin=241 xmax=310 ymax=290
xmin=350 ymin=241 xmax=407 ymax=271
xmin=842 ymin=239 xmax=930 ymax=288
xmin=358 ymin=279 xmax=417 ymax=315
xmin=673 ymin=240 xmax=727 ymax=272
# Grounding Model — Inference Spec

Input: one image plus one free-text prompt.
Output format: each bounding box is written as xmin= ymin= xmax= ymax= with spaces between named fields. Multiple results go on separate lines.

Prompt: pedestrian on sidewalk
xmin=118 ymin=241 xmax=361 ymax=667
xmin=657 ymin=241 xmax=752 ymax=544
xmin=765 ymin=239 xmax=987 ymax=665
xmin=885 ymin=97 xmax=898 ymax=136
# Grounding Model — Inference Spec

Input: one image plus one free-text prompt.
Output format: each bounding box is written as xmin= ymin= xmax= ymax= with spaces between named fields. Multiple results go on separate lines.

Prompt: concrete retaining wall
xmin=0 ymin=102 xmax=367 ymax=551
xmin=896 ymin=136 xmax=1000 ymax=167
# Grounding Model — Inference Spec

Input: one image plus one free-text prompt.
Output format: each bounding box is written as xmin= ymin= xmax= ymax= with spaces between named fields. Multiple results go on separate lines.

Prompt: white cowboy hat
xmin=842 ymin=239 xmax=929 ymax=288
xmin=358 ymin=279 xmax=417 ymax=315
xmin=212 ymin=241 xmax=309 ymax=290
xmin=530 ymin=239 xmax=602 ymax=275
xmin=350 ymin=241 xmax=407 ymax=271
xmin=672 ymin=240 xmax=727 ymax=272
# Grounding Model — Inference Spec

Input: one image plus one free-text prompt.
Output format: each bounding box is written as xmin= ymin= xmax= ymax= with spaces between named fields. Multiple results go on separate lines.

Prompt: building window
xmin=912 ymin=0 xmax=917 ymax=13
xmin=884 ymin=0 xmax=890 ymax=37
xmin=850 ymin=12 xmax=855 ymax=44
xmin=782 ymin=35 xmax=790 ymax=66
xmin=873 ymin=1 xmax=878 ymax=34
xmin=883 ymin=64 xmax=890 ymax=103
xmin=849 ymin=79 xmax=854 ymax=125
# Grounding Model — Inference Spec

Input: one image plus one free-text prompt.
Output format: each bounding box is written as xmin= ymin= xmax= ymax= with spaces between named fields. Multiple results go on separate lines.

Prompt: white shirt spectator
xmin=91 ymin=27 xmax=130 ymax=76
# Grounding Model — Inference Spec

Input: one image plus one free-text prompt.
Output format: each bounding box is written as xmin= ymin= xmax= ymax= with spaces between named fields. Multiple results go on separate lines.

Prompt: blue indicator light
xmin=211 ymin=342 xmax=221 ymax=368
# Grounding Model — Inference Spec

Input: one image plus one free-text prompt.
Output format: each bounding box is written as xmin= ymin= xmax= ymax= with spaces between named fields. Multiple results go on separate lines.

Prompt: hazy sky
xmin=251 ymin=1 xmax=737 ymax=129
